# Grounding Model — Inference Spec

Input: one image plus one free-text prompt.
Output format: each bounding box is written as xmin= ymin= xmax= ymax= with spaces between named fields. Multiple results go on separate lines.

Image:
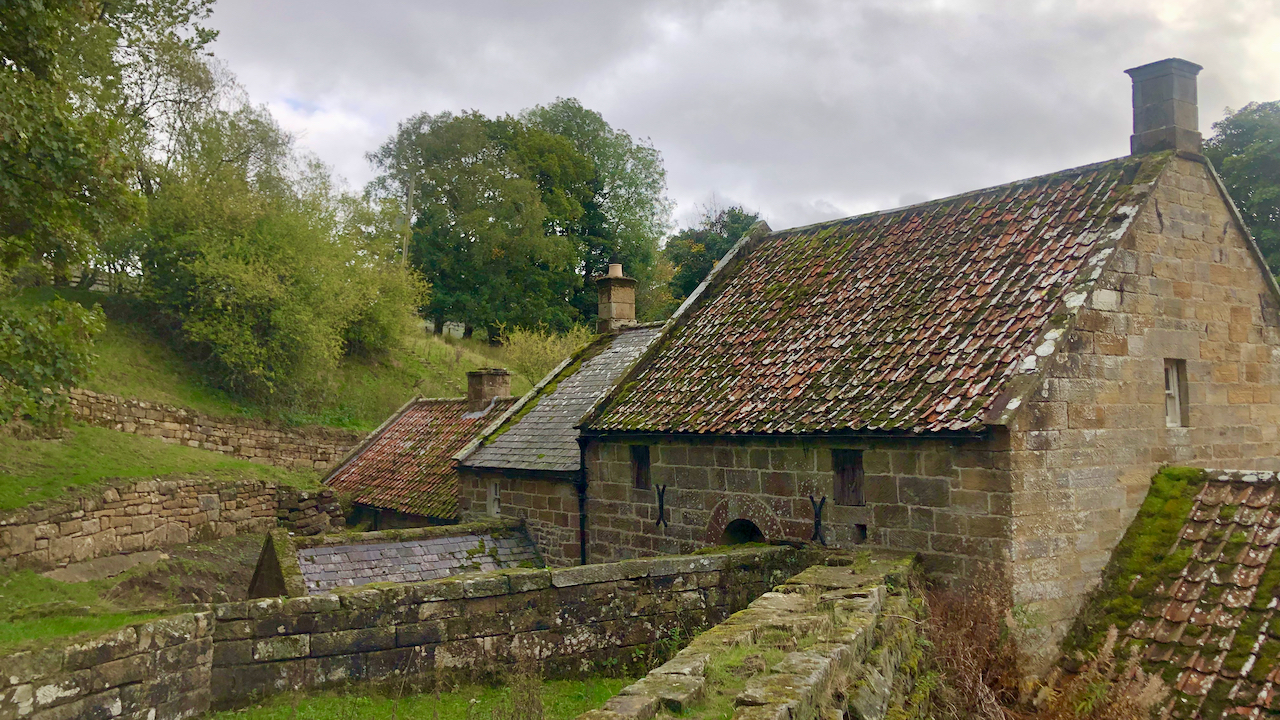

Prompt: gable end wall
xmin=1005 ymin=155 xmax=1280 ymax=664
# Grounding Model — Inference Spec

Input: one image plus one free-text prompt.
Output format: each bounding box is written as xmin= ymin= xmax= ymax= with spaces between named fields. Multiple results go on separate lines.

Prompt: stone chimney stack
xmin=596 ymin=263 xmax=637 ymax=333
xmin=466 ymin=368 xmax=511 ymax=412
xmin=1125 ymin=58 xmax=1203 ymax=155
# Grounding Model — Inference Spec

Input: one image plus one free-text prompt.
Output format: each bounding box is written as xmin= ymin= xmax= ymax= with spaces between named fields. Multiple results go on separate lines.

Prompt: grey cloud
xmin=208 ymin=0 xmax=1280 ymax=231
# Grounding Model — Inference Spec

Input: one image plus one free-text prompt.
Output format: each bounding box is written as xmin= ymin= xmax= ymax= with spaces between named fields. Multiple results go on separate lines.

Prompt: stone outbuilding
xmin=455 ymin=58 xmax=1280 ymax=655
xmin=324 ymin=372 xmax=515 ymax=528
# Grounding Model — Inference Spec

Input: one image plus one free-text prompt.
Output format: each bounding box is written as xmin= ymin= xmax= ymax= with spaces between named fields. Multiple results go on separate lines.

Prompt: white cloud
xmin=207 ymin=0 xmax=1280 ymax=230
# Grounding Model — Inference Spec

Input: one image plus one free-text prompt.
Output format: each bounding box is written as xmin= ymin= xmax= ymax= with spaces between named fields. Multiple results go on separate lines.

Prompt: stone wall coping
xmin=1202 ymin=469 xmax=1279 ymax=483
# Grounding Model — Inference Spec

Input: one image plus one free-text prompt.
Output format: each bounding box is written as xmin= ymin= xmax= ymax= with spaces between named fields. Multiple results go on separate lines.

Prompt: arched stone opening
xmin=722 ymin=518 xmax=765 ymax=545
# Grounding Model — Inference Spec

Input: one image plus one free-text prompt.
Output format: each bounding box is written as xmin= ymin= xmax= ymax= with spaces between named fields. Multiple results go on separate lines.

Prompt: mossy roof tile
xmin=324 ymin=397 xmax=515 ymax=519
xmin=593 ymin=154 xmax=1169 ymax=435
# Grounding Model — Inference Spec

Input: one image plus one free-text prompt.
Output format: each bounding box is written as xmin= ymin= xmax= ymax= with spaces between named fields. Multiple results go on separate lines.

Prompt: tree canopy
xmin=368 ymin=100 xmax=674 ymax=335
xmin=1206 ymin=101 xmax=1280 ymax=275
xmin=663 ymin=204 xmax=761 ymax=302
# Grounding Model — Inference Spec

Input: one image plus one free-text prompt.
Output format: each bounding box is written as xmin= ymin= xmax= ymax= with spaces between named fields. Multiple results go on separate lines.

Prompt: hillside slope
xmin=19 ymin=288 xmax=533 ymax=432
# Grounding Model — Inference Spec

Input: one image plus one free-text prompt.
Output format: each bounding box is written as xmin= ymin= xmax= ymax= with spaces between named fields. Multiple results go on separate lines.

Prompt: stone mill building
xmin=344 ymin=58 xmax=1280 ymax=655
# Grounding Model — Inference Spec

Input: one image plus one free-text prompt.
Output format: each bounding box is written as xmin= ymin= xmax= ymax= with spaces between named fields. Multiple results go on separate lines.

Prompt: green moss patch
xmin=1060 ymin=466 xmax=1206 ymax=656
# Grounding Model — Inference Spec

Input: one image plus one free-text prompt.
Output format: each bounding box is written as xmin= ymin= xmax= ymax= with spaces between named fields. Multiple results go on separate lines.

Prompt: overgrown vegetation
xmin=206 ymin=675 xmax=631 ymax=720
xmin=498 ymin=325 xmax=594 ymax=385
xmin=0 ymin=295 xmax=103 ymax=428
xmin=0 ymin=424 xmax=316 ymax=510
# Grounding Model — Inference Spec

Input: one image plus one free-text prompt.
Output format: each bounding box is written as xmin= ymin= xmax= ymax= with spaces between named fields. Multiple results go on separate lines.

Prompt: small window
xmin=631 ymin=445 xmax=651 ymax=490
xmin=833 ymin=449 xmax=864 ymax=506
xmin=1164 ymin=359 xmax=1189 ymax=427
xmin=488 ymin=480 xmax=501 ymax=516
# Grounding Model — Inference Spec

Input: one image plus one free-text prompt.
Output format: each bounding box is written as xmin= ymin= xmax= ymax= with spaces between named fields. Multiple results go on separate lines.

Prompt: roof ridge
xmin=776 ymin=155 xmax=1136 ymax=236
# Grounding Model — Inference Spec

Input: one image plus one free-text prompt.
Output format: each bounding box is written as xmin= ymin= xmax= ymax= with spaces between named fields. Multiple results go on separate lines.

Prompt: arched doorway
xmin=722 ymin=518 xmax=765 ymax=545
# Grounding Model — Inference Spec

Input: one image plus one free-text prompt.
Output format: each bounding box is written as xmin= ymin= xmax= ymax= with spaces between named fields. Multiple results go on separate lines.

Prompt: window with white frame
xmin=488 ymin=480 xmax=501 ymax=516
xmin=1164 ymin=359 xmax=1189 ymax=427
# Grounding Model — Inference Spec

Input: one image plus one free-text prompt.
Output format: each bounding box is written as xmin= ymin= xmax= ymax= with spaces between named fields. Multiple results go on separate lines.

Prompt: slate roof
xmin=296 ymin=530 xmax=541 ymax=593
xmin=462 ymin=324 xmax=663 ymax=474
xmin=325 ymin=396 xmax=515 ymax=519
xmin=1119 ymin=470 xmax=1280 ymax=719
xmin=590 ymin=154 xmax=1170 ymax=435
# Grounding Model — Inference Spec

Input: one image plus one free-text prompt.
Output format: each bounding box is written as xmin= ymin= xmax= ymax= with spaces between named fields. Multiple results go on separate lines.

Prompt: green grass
xmin=207 ymin=677 xmax=633 ymax=720
xmin=0 ymin=424 xmax=317 ymax=510
xmin=19 ymin=287 xmax=534 ymax=432
xmin=0 ymin=569 xmax=158 ymax=653
xmin=0 ymin=534 xmax=265 ymax=653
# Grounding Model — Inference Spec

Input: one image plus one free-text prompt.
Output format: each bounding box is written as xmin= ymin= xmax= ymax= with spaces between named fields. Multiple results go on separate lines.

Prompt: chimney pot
xmin=466 ymin=368 xmax=511 ymax=412
xmin=1125 ymin=58 xmax=1202 ymax=155
xmin=596 ymin=264 xmax=637 ymax=333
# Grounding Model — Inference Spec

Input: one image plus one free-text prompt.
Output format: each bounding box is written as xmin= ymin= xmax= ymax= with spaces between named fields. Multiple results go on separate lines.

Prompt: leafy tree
xmin=368 ymin=112 xmax=582 ymax=336
xmin=142 ymin=101 xmax=425 ymax=401
xmin=0 ymin=297 xmax=105 ymax=428
xmin=1206 ymin=101 xmax=1280 ymax=275
xmin=521 ymin=98 xmax=673 ymax=319
xmin=663 ymin=204 xmax=761 ymax=302
xmin=0 ymin=0 xmax=139 ymax=273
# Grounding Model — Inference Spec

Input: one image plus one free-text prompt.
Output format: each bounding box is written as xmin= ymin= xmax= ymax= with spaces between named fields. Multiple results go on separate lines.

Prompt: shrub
xmin=0 ymin=297 xmax=104 ymax=428
xmin=499 ymin=325 xmax=594 ymax=384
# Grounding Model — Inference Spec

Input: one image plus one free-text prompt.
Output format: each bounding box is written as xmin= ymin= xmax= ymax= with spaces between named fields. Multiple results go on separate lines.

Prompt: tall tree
xmin=664 ymin=204 xmax=761 ymax=302
xmin=368 ymin=112 xmax=581 ymax=336
xmin=1206 ymin=101 xmax=1280 ymax=275
xmin=521 ymin=98 xmax=673 ymax=320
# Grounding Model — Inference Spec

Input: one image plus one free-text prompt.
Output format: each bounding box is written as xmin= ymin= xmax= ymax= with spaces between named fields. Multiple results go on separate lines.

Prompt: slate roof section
xmin=462 ymin=324 xmax=663 ymax=474
xmin=590 ymin=154 xmax=1170 ymax=435
xmin=325 ymin=396 xmax=515 ymax=519
xmin=296 ymin=531 xmax=541 ymax=593
xmin=1107 ymin=470 xmax=1280 ymax=719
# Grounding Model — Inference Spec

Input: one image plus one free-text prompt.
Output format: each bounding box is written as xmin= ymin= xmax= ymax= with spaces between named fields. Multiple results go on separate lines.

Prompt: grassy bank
xmin=207 ymin=677 xmax=632 ymax=720
xmin=0 ymin=424 xmax=318 ymax=510
xmin=0 ymin=534 xmax=265 ymax=654
xmin=16 ymin=288 xmax=535 ymax=432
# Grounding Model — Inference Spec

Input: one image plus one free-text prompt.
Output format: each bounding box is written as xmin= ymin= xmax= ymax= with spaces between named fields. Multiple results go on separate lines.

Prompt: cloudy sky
xmin=207 ymin=0 xmax=1280 ymax=232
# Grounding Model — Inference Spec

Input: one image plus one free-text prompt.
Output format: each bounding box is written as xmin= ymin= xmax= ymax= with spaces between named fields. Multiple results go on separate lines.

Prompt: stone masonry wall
xmin=0 ymin=476 xmax=343 ymax=572
xmin=70 ymin=388 xmax=364 ymax=470
xmin=1004 ymin=154 xmax=1280 ymax=664
xmin=211 ymin=545 xmax=809 ymax=708
xmin=582 ymin=436 xmax=1008 ymax=585
xmin=459 ymin=471 xmax=582 ymax=567
xmin=0 ymin=612 xmax=214 ymax=720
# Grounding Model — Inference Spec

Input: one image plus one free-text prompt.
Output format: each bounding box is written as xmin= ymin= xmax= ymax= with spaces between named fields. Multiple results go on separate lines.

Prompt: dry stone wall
xmin=0 ymin=476 xmax=343 ymax=572
xmin=211 ymin=545 xmax=810 ymax=708
xmin=0 ymin=612 xmax=214 ymax=720
xmin=69 ymin=388 xmax=364 ymax=470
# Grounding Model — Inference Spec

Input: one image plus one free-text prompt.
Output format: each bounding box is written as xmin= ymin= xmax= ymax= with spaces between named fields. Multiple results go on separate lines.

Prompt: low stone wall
xmin=70 ymin=388 xmax=364 ymax=470
xmin=0 ymin=612 xmax=214 ymax=720
xmin=211 ymin=545 xmax=811 ymax=708
xmin=580 ymin=549 xmax=923 ymax=720
xmin=0 ymin=476 xmax=343 ymax=572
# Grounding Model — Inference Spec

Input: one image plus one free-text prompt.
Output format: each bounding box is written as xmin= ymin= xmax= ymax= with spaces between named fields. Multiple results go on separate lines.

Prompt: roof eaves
xmin=982 ymin=154 xmax=1167 ymax=427
xmin=577 ymin=220 xmax=773 ymax=432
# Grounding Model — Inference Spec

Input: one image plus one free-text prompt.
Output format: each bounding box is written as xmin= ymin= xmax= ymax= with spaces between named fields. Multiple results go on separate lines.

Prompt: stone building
xmin=324 ymin=371 xmax=515 ymax=528
xmin=455 ymin=58 xmax=1280 ymax=653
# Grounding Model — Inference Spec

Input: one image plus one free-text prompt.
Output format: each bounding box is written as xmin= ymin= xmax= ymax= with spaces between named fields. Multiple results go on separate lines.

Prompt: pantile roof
xmin=325 ymin=396 xmax=515 ymax=519
xmin=1068 ymin=469 xmax=1280 ymax=719
xmin=590 ymin=154 xmax=1171 ymax=435
xmin=462 ymin=324 xmax=663 ymax=474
